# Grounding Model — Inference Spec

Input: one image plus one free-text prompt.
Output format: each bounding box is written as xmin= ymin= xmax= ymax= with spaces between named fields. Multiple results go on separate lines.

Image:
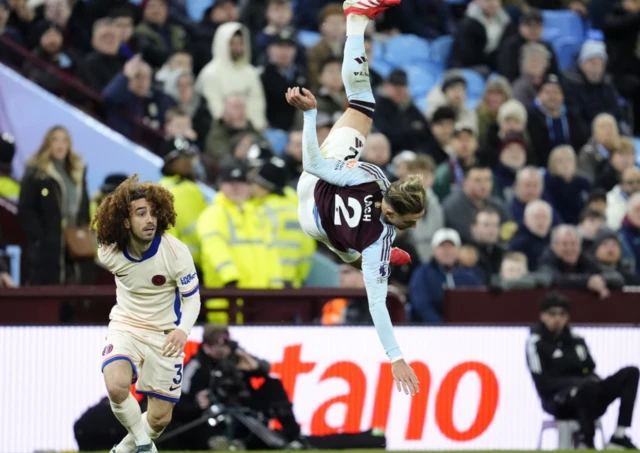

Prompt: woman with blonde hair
xmin=476 ymin=75 xmax=512 ymax=149
xmin=578 ymin=113 xmax=622 ymax=183
xmin=545 ymin=145 xmax=592 ymax=224
xmin=18 ymin=126 xmax=92 ymax=286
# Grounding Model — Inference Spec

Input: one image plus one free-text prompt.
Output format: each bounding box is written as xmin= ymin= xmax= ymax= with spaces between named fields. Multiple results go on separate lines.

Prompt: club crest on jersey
xmin=152 ymin=275 xmax=167 ymax=286
xmin=346 ymin=160 xmax=359 ymax=169
xmin=180 ymin=272 xmax=197 ymax=286
xmin=102 ymin=344 xmax=113 ymax=356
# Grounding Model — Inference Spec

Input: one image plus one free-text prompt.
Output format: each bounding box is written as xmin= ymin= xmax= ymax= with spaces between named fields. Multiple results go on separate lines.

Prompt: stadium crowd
xmin=1 ymin=0 xmax=640 ymax=324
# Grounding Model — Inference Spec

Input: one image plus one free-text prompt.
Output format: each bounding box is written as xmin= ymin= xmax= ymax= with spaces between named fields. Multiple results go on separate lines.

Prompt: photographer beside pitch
xmin=178 ymin=325 xmax=304 ymax=449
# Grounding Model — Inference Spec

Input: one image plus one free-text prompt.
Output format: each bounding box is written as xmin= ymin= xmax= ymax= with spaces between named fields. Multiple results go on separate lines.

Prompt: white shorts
xmin=297 ymin=127 xmax=365 ymax=264
xmin=101 ymin=323 xmax=185 ymax=403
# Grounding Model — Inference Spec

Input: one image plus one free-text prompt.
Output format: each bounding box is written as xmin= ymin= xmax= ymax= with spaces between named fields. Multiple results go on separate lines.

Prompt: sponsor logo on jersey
xmin=363 ymin=195 xmax=373 ymax=222
xmin=152 ymin=275 xmax=167 ymax=286
xmin=169 ymin=385 xmax=181 ymax=391
xmin=377 ymin=263 xmax=390 ymax=284
xmin=180 ymin=272 xmax=197 ymax=286
xmin=346 ymin=160 xmax=359 ymax=169
xmin=102 ymin=344 xmax=113 ymax=356
xmin=355 ymin=137 xmax=363 ymax=148
xmin=334 ymin=160 xmax=346 ymax=171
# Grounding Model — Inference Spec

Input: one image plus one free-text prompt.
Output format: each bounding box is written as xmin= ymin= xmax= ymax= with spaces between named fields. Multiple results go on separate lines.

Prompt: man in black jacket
xmin=526 ymin=292 xmax=638 ymax=449
xmin=178 ymin=325 xmax=303 ymax=449
xmin=538 ymin=225 xmax=624 ymax=298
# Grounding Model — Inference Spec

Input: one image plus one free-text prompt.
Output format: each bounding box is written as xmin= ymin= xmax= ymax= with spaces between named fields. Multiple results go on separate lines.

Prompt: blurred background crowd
xmin=1 ymin=0 xmax=640 ymax=325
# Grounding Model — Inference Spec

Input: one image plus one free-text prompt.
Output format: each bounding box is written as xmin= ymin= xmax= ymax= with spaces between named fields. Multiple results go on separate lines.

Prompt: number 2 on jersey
xmin=334 ymin=194 xmax=362 ymax=228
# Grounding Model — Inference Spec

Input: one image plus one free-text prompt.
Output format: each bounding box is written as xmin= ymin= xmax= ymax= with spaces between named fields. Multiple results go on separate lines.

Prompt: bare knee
xmin=105 ymin=378 xmax=130 ymax=403
xmin=147 ymin=407 xmax=172 ymax=432
xmin=103 ymin=360 xmax=135 ymax=403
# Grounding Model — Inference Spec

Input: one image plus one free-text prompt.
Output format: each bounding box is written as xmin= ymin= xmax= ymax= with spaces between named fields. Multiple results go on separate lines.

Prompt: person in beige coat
xmin=196 ymin=22 xmax=267 ymax=131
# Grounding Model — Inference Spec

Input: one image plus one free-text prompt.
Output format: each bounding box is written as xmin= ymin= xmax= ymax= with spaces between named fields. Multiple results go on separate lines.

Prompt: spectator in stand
xmin=307 ymin=4 xmax=344 ymax=91
xmin=102 ymin=55 xmax=174 ymax=137
xmin=374 ymin=69 xmax=431 ymax=155
xmin=0 ymin=227 xmax=15 ymax=287
xmin=448 ymin=0 xmax=516 ymax=76
xmin=619 ymin=193 xmax=640 ymax=278
xmin=197 ymin=22 xmax=267 ymax=132
xmin=6 ymin=0 xmax=39 ymax=44
xmin=493 ymin=132 xmax=528 ymax=202
xmin=476 ymin=76 xmax=512 ymax=150
xmin=426 ymin=70 xmax=479 ymax=133
xmin=510 ymin=166 xmax=560 ymax=225
xmin=442 ymin=164 xmax=511 ymax=243
xmin=497 ymin=8 xmax=559 ymax=83
xmin=32 ymin=0 xmax=91 ymax=54
xmin=493 ymin=251 xmax=551 ymax=289
xmin=18 ymin=126 xmax=92 ymax=285
xmin=481 ymin=98 xmax=532 ymax=165
xmin=361 ymin=133 xmax=393 ymax=180
xmin=321 ymin=263 xmax=370 ymax=325
xmin=77 ymin=18 xmax=124 ymax=93
xmin=155 ymin=51 xmax=193 ymax=90
xmin=604 ymin=0 xmax=640 ymax=134
xmin=587 ymin=189 xmax=608 ymax=216
xmin=260 ymin=29 xmax=307 ymax=131
xmin=468 ymin=207 xmax=505 ymax=283
xmin=163 ymin=70 xmax=212 ymax=150
xmin=527 ymin=0 xmax=588 ymax=15
xmin=607 ymin=167 xmax=640 ymax=230
xmin=592 ymin=227 xmax=640 ymax=285
xmin=527 ymin=73 xmax=587 ymax=166
xmin=578 ymin=113 xmax=622 ymax=184
xmin=109 ymin=7 xmax=137 ymax=60
xmin=408 ymin=228 xmax=483 ymax=323
xmin=89 ymin=173 xmax=128 ymax=222
xmin=0 ymin=133 xmax=19 ymax=203
xmin=595 ymin=137 xmax=637 ymax=192
xmin=391 ymin=151 xmax=417 ymax=180
xmin=191 ymin=0 xmax=239 ymax=74
xmin=433 ymin=123 xmax=480 ymax=201
xmin=389 ymin=228 xmax=421 ymax=295
xmin=511 ymin=42 xmax=552 ymax=108
xmin=283 ymin=130 xmax=303 ymax=188
xmin=578 ymin=209 xmax=607 ymax=251
xmin=538 ymin=225 xmax=624 ymax=298
xmin=22 ymin=21 xmax=78 ymax=96
xmin=134 ymin=0 xmax=187 ymax=68
xmin=164 ymin=107 xmax=198 ymax=143
xmin=375 ymin=0 xmax=453 ymax=39
xmin=255 ymin=0 xmax=300 ymax=64
xmin=564 ymin=40 xmax=628 ymax=135
xmin=544 ymin=145 xmax=591 ymax=225
xmin=425 ymin=106 xmax=456 ymax=165
xmin=205 ymin=95 xmax=264 ymax=159
xmin=407 ymin=155 xmax=445 ymax=262
xmin=509 ymin=199 xmax=552 ymax=270
xmin=316 ymin=56 xmax=346 ymax=125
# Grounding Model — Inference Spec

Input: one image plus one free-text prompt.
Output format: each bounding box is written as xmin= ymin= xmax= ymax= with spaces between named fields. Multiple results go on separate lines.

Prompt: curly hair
xmin=385 ymin=174 xmax=427 ymax=216
xmin=92 ymin=175 xmax=176 ymax=251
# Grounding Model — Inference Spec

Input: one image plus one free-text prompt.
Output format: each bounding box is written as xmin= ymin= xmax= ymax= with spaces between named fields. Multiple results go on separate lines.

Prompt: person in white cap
xmin=564 ymin=39 xmax=628 ymax=135
xmin=408 ymin=228 xmax=483 ymax=323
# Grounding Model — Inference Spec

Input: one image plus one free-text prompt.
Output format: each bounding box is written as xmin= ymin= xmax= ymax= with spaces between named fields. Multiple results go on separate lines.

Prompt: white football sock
xmin=110 ymin=394 xmax=151 ymax=447
xmin=142 ymin=411 xmax=166 ymax=439
xmin=614 ymin=426 xmax=628 ymax=438
xmin=346 ymin=13 xmax=369 ymax=36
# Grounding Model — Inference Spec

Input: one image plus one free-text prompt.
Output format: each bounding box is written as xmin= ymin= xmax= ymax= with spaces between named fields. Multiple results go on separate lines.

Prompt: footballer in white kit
xmin=94 ymin=176 xmax=201 ymax=453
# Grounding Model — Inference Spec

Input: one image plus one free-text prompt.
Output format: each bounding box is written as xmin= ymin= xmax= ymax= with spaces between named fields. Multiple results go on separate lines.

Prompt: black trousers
xmin=246 ymin=376 xmax=301 ymax=442
xmin=552 ymin=367 xmax=640 ymax=441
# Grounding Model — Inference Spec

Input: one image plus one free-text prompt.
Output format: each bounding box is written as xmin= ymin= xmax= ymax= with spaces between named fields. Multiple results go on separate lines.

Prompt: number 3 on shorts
xmin=173 ymin=364 xmax=183 ymax=385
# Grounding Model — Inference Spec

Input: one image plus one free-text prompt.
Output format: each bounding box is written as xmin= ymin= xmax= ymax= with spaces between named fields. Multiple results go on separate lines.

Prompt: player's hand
xmin=285 ymin=87 xmax=317 ymax=111
xmin=163 ymin=329 xmax=188 ymax=357
xmin=236 ymin=349 xmax=259 ymax=371
xmin=392 ymin=359 xmax=420 ymax=396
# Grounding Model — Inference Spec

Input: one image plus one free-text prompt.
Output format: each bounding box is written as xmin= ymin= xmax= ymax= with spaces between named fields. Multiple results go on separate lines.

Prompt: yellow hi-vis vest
xmin=0 ymin=176 xmax=20 ymax=203
xmin=197 ymin=193 xmax=283 ymax=324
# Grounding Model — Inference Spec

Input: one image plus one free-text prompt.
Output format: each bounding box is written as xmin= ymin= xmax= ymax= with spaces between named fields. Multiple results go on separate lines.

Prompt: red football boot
xmin=343 ymin=0 xmax=402 ymax=20
xmin=390 ymin=247 xmax=411 ymax=266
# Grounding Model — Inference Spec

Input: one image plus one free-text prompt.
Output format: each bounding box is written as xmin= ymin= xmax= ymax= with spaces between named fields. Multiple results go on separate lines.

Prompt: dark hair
xmin=432 ymin=106 xmax=457 ymax=124
xmin=318 ymin=3 xmax=343 ymax=23
xmin=587 ymin=189 xmax=607 ymax=204
xmin=202 ymin=324 xmax=230 ymax=346
xmin=579 ymin=208 xmax=606 ymax=223
xmin=165 ymin=106 xmax=189 ymax=123
xmin=473 ymin=207 xmax=500 ymax=224
xmin=464 ymin=164 xmax=492 ymax=178
xmin=319 ymin=55 xmax=342 ymax=73
xmin=539 ymin=291 xmax=570 ymax=313
xmin=108 ymin=7 xmax=135 ymax=19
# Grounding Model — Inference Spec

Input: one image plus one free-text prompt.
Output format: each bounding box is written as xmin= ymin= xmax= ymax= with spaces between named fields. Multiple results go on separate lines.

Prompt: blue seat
xmin=633 ymin=137 xmax=640 ymax=165
xmin=370 ymin=59 xmax=393 ymax=79
xmin=384 ymin=34 xmax=430 ymax=67
xmin=405 ymin=64 xmax=439 ymax=100
xmin=586 ymin=28 xmax=604 ymax=41
xmin=542 ymin=10 xmax=584 ymax=43
xmin=263 ymin=128 xmax=289 ymax=156
xmin=185 ymin=0 xmax=212 ymax=21
xmin=460 ymin=68 xmax=486 ymax=100
xmin=415 ymin=96 xmax=428 ymax=114
xmin=430 ymin=35 xmax=454 ymax=68
xmin=304 ymin=253 xmax=340 ymax=287
xmin=372 ymin=40 xmax=385 ymax=63
xmin=553 ymin=36 xmax=581 ymax=70
xmin=297 ymin=30 xmax=321 ymax=48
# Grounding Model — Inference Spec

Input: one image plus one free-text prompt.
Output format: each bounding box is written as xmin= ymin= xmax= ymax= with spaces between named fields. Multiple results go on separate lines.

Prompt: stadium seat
xmin=460 ymin=69 xmax=486 ymax=100
xmin=297 ymin=30 xmax=321 ymax=48
xmin=429 ymin=35 xmax=454 ymax=68
xmin=633 ymin=137 xmax=640 ymax=165
xmin=537 ymin=419 xmax=605 ymax=449
xmin=372 ymin=40 xmax=385 ymax=63
xmin=304 ymin=253 xmax=340 ymax=287
xmin=553 ymin=36 xmax=581 ymax=70
xmin=185 ymin=0 xmax=212 ymax=21
xmin=415 ymin=96 xmax=428 ymax=114
xmin=371 ymin=59 xmax=393 ymax=79
xmin=263 ymin=128 xmax=289 ymax=156
xmin=405 ymin=64 xmax=439 ymax=100
xmin=383 ymin=34 xmax=430 ymax=68
xmin=542 ymin=10 xmax=585 ymax=43
xmin=587 ymin=28 xmax=605 ymax=41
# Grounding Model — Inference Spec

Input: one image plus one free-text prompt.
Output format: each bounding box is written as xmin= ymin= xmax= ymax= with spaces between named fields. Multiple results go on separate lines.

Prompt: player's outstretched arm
xmin=286 ymin=87 xmax=373 ymax=187
xmin=361 ymin=234 xmax=420 ymax=396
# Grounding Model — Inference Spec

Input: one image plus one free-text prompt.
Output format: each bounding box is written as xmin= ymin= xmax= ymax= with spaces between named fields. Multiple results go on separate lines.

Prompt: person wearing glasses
xmin=526 ymin=292 xmax=639 ymax=449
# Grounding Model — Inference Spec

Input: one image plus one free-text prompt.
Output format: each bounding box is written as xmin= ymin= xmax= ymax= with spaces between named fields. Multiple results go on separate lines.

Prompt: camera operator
xmin=180 ymin=325 xmax=304 ymax=449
